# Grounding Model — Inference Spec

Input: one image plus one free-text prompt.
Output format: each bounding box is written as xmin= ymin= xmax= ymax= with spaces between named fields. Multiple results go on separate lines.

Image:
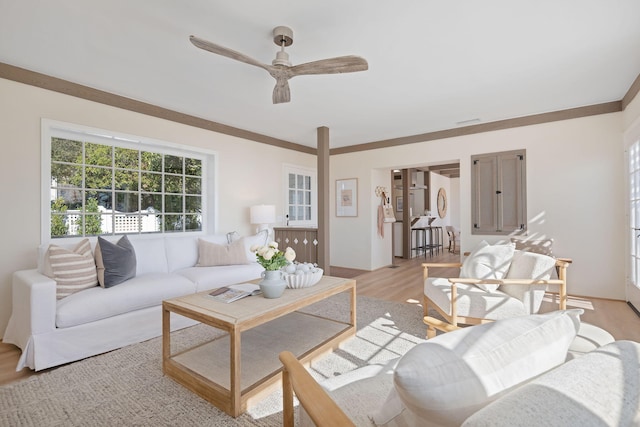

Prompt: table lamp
xmin=250 ymin=204 xmax=276 ymax=234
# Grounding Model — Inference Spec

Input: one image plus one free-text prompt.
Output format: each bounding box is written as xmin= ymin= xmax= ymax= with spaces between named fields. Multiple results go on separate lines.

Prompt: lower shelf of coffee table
xmin=165 ymin=310 xmax=354 ymax=415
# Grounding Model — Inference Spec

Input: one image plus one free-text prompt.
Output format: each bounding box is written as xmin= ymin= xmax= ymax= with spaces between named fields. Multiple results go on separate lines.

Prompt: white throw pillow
xmin=392 ymin=309 xmax=582 ymax=427
xmin=505 ymin=249 xmax=556 ymax=280
xmin=501 ymin=250 xmax=558 ymax=314
xmin=460 ymin=240 xmax=515 ymax=292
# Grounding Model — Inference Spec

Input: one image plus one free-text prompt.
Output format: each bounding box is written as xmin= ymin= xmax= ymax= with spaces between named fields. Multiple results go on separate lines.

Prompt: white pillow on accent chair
xmin=459 ymin=240 xmax=516 ymax=292
xmin=500 ymin=250 xmax=557 ymax=314
xmin=389 ymin=309 xmax=582 ymax=427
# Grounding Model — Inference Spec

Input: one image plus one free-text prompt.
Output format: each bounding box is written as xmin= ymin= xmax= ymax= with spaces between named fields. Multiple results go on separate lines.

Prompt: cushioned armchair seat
xmin=425 ymin=278 xmax=531 ymax=321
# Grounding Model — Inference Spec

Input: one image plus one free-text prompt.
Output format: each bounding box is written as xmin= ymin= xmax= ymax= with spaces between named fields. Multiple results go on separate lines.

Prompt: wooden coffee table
xmin=162 ymin=275 xmax=356 ymax=417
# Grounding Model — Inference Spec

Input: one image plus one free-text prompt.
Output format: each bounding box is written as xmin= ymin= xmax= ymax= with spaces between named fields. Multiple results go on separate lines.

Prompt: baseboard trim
xmin=627 ymin=301 xmax=640 ymax=318
xmin=329 ymin=266 xmax=367 ymax=279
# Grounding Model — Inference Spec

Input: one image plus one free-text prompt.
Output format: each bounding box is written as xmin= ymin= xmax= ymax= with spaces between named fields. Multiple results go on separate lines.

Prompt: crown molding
xmin=1 ymin=62 xmax=637 ymax=156
xmin=623 ymin=73 xmax=640 ymax=111
xmin=0 ymin=62 xmax=315 ymax=155
xmin=330 ymin=101 xmax=622 ymax=155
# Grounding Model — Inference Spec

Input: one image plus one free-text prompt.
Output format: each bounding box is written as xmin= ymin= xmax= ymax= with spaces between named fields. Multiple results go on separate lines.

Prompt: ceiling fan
xmin=189 ymin=26 xmax=368 ymax=104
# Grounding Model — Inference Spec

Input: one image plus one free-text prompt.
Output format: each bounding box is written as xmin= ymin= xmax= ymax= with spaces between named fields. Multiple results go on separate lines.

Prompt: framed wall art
xmin=336 ymin=178 xmax=358 ymax=217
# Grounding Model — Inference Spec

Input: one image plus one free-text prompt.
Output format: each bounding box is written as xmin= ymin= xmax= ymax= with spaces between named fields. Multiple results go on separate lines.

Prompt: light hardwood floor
xmin=2 ymin=250 xmax=639 ymax=386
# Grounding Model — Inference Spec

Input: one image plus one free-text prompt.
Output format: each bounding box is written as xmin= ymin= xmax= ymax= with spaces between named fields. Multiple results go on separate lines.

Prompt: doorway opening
xmin=390 ymin=163 xmax=460 ymax=259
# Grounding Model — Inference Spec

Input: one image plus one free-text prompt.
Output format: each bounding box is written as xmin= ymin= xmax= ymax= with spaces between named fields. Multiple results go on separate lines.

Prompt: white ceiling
xmin=1 ymin=1 xmax=639 ymax=149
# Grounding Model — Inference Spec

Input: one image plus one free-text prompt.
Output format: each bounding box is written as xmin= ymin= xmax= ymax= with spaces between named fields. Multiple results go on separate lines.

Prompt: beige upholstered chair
xmin=423 ymin=241 xmax=571 ymax=338
xmin=445 ymin=225 xmax=460 ymax=253
xmin=280 ymin=351 xmax=355 ymax=427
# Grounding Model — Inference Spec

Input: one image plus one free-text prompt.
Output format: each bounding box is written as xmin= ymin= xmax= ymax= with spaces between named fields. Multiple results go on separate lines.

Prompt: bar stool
xmin=432 ymin=226 xmax=443 ymax=254
xmin=412 ymin=227 xmax=428 ymax=257
xmin=424 ymin=226 xmax=443 ymax=256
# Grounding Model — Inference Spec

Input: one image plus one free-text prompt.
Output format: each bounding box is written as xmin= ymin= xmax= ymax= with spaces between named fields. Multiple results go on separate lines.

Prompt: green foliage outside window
xmin=50 ymin=136 xmax=204 ymax=237
xmin=75 ymin=198 xmax=102 ymax=235
xmin=51 ymin=197 xmax=69 ymax=237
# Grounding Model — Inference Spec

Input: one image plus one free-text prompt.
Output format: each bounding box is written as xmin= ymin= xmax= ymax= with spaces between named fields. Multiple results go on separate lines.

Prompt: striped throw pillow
xmin=47 ymin=239 xmax=98 ymax=299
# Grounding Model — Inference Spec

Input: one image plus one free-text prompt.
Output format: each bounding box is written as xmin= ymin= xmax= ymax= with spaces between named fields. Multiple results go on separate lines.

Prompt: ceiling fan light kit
xmin=190 ymin=26 xmax=368 ymax=104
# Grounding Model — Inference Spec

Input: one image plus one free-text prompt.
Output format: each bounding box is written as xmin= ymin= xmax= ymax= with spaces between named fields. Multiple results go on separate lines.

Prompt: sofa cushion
xmin=392 ymin=310 xmax=582 ymax=427
xmin=46 ymin=239 xmax=98 ymax=299
xmin=128 ymin=237 xmax=168 ymax=275
xmin=175 ymin=263 xmax=263 ymax=292
xmin=196 ymin=238 xmax=249 ymax=266
xmin=460 ymin=241 xmax=515 ymax=292
xmin=461 ymin=340 xmax=640 ymax=427
xmin=95 ymin=235 xmax=137 ymax=288
xmin=55 ymin=272 xmax=196 ymax=328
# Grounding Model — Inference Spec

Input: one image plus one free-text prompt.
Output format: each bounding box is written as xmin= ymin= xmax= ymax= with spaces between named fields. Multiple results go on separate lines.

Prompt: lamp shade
xmin=250 ymin=205 xmax=276 ymax=225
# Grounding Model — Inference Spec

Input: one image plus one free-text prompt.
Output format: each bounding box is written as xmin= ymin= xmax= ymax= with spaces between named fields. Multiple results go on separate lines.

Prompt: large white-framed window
xmin=42 ymin=119 xmax=216 ymax=242
xmin=283 ymin=164 xmax=317 ymax=226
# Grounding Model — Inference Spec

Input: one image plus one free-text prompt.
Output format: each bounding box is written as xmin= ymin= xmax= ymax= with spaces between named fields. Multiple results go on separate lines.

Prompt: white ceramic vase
xmin=259 ymin=270 xmax=286 ymax=298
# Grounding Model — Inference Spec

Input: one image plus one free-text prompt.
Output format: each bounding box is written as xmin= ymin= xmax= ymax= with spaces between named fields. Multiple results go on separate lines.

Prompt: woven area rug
xmin=0 ymin=294 xmax=429 ymax=426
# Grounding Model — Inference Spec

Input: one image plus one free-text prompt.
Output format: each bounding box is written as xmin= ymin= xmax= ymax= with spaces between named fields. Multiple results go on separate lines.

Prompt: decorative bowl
xmin=283 ymin=267 xmax=324 ymax=289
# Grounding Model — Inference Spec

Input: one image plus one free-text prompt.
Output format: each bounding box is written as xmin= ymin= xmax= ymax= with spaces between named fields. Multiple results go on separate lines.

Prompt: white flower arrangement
xmin=250 ymin=241 xmax=296 ymax=271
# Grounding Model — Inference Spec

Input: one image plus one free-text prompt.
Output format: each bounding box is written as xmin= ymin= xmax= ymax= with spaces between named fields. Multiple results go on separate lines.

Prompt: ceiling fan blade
xmin=189 ymin=35 xmax=272 ymax=72
xmin=273 ymin=78 xmax=291 ymax=104
xmin=289 ymin=55 xmax=368 ymax=77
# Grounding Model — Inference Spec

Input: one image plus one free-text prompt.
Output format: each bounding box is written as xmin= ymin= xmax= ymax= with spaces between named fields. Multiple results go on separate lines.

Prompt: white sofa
xmin=3 ymin=232 xmax=267 ymax=371
xmin=306 ymin=310 xmax=638 ymax=427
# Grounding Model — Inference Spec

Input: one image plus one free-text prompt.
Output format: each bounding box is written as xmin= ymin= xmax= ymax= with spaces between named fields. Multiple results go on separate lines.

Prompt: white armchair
xmin=423 ymin=240 xmax=571 ymax=338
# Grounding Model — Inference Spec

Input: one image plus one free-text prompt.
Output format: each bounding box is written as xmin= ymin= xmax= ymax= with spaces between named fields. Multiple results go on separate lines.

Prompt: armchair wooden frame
xmin=280 ymin=350 xmax=355 ymax=427
xmin=422 ymin=257 xmax=572 ymax=338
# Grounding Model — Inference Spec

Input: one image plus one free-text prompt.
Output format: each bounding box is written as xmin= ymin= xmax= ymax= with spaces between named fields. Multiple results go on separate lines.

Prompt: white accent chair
xmin=423 ymin=240 xmax=572 ymax=338
xmin=445 ymin=225 xmax=460 ymax=253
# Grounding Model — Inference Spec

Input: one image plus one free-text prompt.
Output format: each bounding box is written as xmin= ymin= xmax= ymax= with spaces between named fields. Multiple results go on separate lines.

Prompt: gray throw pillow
xmin=95 ymin=235 xmax=137 ymax=288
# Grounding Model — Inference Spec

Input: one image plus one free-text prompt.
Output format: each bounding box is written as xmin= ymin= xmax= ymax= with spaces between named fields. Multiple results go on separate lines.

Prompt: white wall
xmin=0 ymin=78 xmax=315 ymax=335
xmin=624 ymin=93 xmax=640 ymax=131
xmin=371 ymin=168 xmax=394 ymax=268
xmin=449 ymin=178 xmax=461 ymax=231
xmin=331 ymin=113 xmax=627 ymax=301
